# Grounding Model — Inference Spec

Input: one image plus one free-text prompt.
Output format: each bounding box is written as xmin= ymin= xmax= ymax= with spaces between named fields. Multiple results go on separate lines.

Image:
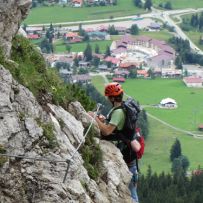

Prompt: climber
xmin=88 ymin=82 xmax=141 ymax=203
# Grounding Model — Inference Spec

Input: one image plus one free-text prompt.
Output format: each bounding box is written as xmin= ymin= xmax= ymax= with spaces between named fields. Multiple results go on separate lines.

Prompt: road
xmin=28 ymin=7 xmax=203 ymax=54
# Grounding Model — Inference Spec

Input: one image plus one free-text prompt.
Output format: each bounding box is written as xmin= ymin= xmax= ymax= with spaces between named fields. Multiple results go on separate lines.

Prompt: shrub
xmin=80 ymin=127 xmax=103 ymax=180
xmin=0 ymin=145 xmax=7 ymax=167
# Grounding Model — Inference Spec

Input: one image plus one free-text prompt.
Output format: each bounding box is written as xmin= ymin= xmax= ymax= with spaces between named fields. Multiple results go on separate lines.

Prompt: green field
xmin=186 ymin=31 xmax=203 ymax=51
xmin=179 ymin=14 xmax=203 ymax=51
xmin=92 ymin=76 xmax=203 ymax=173
xmin=25 ymin=0 xmax=144 ymax=24
xmin=153 ymin=0 xmax=203 ymax=9
xmin=54 ymin=39 xmax=112 ymax=53
xmin=111 ymin=30 xmax=174 ymax=42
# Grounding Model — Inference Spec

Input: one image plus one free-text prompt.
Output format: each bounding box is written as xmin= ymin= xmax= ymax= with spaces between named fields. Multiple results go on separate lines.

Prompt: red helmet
xmin=104 ymin=82 xmax=123 ymax=96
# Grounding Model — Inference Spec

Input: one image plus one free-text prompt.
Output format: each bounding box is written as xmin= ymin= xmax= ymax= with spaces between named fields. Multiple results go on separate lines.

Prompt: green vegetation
xmin=180 ymin=13 xmax=203 ymax=51
xmin=4 ymin=35 xmax=95 ymax=111
xmin=25 ymin=0 xmax=144 ymax=24
xmin=80 ymin=127 xmax=103 ymax=180
xmin=111 ymin=30 xmax=174 ymax=42
xmin=153 ymin=0 xmax=203 ymax=9
xmin=186 ymin=31 xmax=203 ymax=51
xmin=92 ymin=76 xmax=203 ymax=173
xmin=140 ymin=30 xmax=174 ymax=41
xmin=139 ymin=168 xmax=203 ymax=203
xmin=0 ymin=145 xmax=7 ymax=167
xmin=54 ymin=39 xmax=112 ymax=53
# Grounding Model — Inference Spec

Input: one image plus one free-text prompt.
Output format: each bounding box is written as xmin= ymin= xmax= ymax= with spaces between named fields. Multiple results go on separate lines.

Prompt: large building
xmin=110 ymin=34 xmax=176 ymax=70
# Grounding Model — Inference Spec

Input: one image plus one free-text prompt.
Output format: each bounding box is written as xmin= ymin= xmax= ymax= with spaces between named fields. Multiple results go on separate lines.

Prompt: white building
xmin=159 ymin=98 xmax=177 ymax=109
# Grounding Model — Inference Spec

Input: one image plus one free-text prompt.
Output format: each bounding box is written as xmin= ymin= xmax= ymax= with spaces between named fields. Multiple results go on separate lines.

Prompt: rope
xmin=0 ymin=104 xmax=102 ymax=183
xmin=63 ymin=103 xmax=101 ymax=183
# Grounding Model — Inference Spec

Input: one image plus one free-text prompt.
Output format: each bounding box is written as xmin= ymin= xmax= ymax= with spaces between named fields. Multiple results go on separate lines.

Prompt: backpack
xmin=105 ymin=98 xmax=145 ymax=163
xmin=134 ymin=128 xmax=145 ymax=160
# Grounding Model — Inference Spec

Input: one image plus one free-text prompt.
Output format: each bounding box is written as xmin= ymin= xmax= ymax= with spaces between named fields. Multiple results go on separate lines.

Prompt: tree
xmin=179 ymin=155 xmax=190 ymax=173
xmin=134 ymin=0 xmax=142 ymax=8
xmin=78 ymin=67 xmax=88 ymax=74
xmin=105 ymin=45 xmax=111 ymax=57
xmin=164 ymin=1 xmax=172 ymax=10
xmin=129 ymin=69 xmax=137 ymax=78
xmin=84 ymin=44 xmax=92 ymax=61
xmin=40 ymin=38 xmax=53 ymax=53
xmin=199 ymin=12 xmax=203 ymax=31
xmin=130 ymin=24 xmax=139 ymax=35
xmin=108 ymin=25 xmax=118 ymax=35
xmin=144 ymin=0 xmax=152 ymax=10
xmin=66 ymin=43 xmax=72 ymax=53
xmin=170 ymin=138 xmax=182 ymax=162
xmin=95 ymin=44 xmax=100 ymax=54
xmin=92 ymin=56 xmax=100 ymax=68
xmin=175 ymin=55 xmax=183 ymax=69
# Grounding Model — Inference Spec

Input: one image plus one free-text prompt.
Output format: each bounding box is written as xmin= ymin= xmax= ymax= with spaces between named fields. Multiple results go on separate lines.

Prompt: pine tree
xmin=170 ymin=138 xmax=182 ymax=161
xmin=105 ymin=45 xmax=111 ymax=57
xmin=130 ymin=24 xmax=139 ymax=35
xmin=144 ymin=0 xmax=152 ymax=10
xmin=95 ymin=44 xmax=100 ymax=54
xmin=84 ymin=44 xmax=92 ymax=61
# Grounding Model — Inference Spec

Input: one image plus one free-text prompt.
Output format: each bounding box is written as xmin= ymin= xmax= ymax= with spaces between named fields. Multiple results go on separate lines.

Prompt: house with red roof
xmin=72 ymin=0 xmax=83 ymax=7
xmin=137 ymin=69 xmax=149 ymax=78
xmin=198 ymin=124 xmax=203 ymax=131
xmin=112 ymin=77 xmax=125 ymax=83
xmin=183 ymin=76 xmax=203 ymax=87
xmin=119 ymin=62 xmax=138 ymax=69
xmin=114 ymin=69 xmax=129 ymax=77
xmin=27 ymin=34 xmax=41 ymax=40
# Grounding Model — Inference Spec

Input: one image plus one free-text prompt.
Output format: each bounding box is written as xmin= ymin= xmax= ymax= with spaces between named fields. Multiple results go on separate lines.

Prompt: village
xmin=24 ymin=18 xmax=203 ymax=89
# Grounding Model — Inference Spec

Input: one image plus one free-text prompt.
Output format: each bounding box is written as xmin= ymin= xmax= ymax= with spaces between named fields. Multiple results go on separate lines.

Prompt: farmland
xmin=25 ymin=0 xmax=144 ymax=24
xmin=153 ymin=0 xmax=203 ymax=9
xmin=54 ymin=39 xmax=112 ymax=53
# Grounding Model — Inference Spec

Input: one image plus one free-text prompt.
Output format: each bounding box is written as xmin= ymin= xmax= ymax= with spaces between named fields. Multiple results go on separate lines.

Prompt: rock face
xmin=0 ymin=0 xmax=32 ymax=57
xmin=0 ymin=65 xmax=132 ymax=202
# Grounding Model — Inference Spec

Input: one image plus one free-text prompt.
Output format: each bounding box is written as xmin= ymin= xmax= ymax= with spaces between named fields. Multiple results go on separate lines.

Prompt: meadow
xmin=54 ymin=39 xmax=112 ymax=53
xmin=25 ymin=0 xmax=143 ymax=24
xmin=153 ymin=0 xmax=203 ymax=9
xmin=92 ymin=76 xmax=203 ymax=173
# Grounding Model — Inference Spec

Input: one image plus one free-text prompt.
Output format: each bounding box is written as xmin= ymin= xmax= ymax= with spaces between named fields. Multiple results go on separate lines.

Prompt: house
xmin=26 ymin=26 xmax=43 ymax=34
xmin=72 ymin=0 xmax=83 ymax=7
xmin=159 ymin=98 xmax=177 ymax=109
xmin=182 ymin=64 xmax=203 ymax=78
xmin=72 ymin=74 xmax=91 ymax=83
xmin=98 ymin=64 xmax=108 ymax=71
xmin=87 ymin=31 xmax=108 ymax=41
xmin=79 ymin=61 xmax=91 ymax=68
xmin=104 ymin=56 xmax=120 ymax=67
xmin=115 ymin=26 xmax=127 ymax=35
xmin=66 ymin=32 xmax=79 ymax=40
xmin=119 ymin=62 xmax=138 ymax=69
xmin=137 ymin=69 xmax=149 ymax=78
xmin=161 ymin=68 xmax=182 ymax=78
xmin=198 ymin=124 xmax=203 ymax=131
xmin=59 ymin=68 xmax=73 ymax=83
xmin=27 ymin=34 xmax=41 ymax=39
xmin=183 ymin=77 xmax=203 ymax=87
xmin=112 ymin=77 xmax=125 ymax=83
xmin=148 ymin=22 xmax=161 ymax=31
xmin=114 ymin=69 xmax=129 ymax=78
